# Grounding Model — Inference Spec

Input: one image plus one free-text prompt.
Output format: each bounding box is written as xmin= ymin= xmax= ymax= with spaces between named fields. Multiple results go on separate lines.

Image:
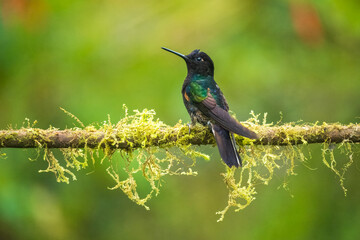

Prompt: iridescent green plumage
xmin=162 ymin=47 xmax=258 ymax=168
xmin=188 ymin=81 xmax=207 ymax=102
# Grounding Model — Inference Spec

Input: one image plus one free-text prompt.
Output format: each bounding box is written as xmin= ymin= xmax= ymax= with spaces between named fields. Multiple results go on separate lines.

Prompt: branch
xmin=1 ymin=123 xmax=359 ymax=149
xmin=1 ymin=114 xmax=358 ymax=222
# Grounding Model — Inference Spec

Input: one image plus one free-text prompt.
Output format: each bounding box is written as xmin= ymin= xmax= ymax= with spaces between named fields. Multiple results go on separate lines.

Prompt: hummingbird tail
xmin=211 ymin=124 xmax=242 ymax=168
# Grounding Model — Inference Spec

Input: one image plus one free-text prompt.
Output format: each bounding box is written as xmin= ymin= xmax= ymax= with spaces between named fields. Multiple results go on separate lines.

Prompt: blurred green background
xmin=1 ymin=0 xmax=360 ymax=239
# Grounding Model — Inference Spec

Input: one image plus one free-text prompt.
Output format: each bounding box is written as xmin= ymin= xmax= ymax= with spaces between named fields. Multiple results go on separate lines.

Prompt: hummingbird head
xmin=162 ymin=47 xmax=214 ymax=77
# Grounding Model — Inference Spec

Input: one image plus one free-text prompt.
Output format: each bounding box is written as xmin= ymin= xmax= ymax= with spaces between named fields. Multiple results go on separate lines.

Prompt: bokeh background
xmin=1 ymin=0 xmax=360 ymax=239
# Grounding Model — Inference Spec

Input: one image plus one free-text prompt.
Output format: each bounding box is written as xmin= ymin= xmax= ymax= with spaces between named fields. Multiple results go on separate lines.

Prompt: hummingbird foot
xmin=207 ymin=121 xmax=213 ymax=131
xmin=187 ymin=123 xmax=191 ymax=134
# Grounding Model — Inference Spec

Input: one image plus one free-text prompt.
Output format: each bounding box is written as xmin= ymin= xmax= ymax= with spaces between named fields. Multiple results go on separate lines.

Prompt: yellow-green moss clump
xmin=37 ymin=106 xmax=205 ymax=210
xmin=11 ymin=107 xmax=357 ymax=221
xmin=214 ymin=112 xmax=356 ymax=221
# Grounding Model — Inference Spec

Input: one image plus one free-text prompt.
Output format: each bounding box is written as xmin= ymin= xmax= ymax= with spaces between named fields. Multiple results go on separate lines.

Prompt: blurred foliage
xmin=0 ymin=0 xmax=360 ymax=239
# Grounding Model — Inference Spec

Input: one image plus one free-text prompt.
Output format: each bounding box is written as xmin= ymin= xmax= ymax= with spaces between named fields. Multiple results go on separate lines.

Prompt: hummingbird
xmin=162 ymin=47 xmax=258 ymax=168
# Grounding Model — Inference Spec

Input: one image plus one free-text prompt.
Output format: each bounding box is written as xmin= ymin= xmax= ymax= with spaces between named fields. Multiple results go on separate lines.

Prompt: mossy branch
xmin=0 ymin=109 xmax=358 ymax=222
xmin=0 ymin=123 xmax=359 ymax=149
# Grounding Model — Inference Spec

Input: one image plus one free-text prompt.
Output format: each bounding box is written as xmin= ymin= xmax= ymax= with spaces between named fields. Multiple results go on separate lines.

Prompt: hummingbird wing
xmin=195 ymin=89 xmax=258 ymax=139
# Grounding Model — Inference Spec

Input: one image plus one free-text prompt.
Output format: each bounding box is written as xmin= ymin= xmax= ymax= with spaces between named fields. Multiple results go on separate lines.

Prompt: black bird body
xmin=162 ymin=47 xmax=257 ymax=168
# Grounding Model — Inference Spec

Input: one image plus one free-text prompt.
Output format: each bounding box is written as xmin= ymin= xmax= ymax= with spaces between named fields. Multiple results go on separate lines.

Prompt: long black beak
xmin=161 ymin=47 xmax=188 ymax=60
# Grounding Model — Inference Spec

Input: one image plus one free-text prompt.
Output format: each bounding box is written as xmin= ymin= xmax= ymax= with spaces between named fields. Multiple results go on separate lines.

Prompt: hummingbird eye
xmin=196 ymin=57 xmax=203 ymax=62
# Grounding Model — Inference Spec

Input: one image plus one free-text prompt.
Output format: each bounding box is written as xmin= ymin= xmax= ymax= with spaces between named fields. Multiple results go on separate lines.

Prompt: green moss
xmin=31 ymin=106 xmax=203 ymax=209
xmin=11 ymin=107 xmax=357 ymax=222
xmin=321 ymin=141 xmax=354 ymax=196
xmin=215 ymin=113 xmax=356 ymax=222
xmin=102 ymin=107 xmax=203 ymax=209
xmin=39 ymin=149 xmax=77 ymax=184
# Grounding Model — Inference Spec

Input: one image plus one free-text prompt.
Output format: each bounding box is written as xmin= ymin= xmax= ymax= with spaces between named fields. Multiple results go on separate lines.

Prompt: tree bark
xmin=1 ymin=123 xmax=359 ymax=149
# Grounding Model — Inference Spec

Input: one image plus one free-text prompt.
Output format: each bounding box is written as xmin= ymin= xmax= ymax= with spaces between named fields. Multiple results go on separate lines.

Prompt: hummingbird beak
xmin=161 ymin=47 xmax=188 ymax=61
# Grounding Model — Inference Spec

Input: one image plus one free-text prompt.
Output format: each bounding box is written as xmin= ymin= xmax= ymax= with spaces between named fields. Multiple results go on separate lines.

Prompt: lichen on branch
xmin=1 ymin=118 xmax=359 ymax=149
xmin=0 ymin=107 xmax=359 ymax=221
